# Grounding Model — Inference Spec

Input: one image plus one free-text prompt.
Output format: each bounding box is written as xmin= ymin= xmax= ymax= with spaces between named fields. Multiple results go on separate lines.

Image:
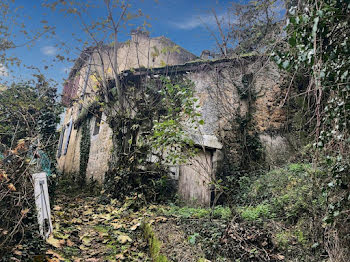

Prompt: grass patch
xmin=238 ymin=203 xmax=273 ymax=221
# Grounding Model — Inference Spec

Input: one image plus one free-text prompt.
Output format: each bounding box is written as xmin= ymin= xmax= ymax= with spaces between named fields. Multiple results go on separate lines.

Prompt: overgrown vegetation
xmin=273 ymin=0 xmax=350 ymax=260
xmin=142 ymin=223 xmax=168 ymax=262
xmin=0 ymin=76 xmax=61 ymax=258
xmin=226 ymin=163 xmax=326 ymax=261
xmin=104 ymin=76 xmax=202 ymax=203
xmin=1 ymin=0 xmax=349 ymax=261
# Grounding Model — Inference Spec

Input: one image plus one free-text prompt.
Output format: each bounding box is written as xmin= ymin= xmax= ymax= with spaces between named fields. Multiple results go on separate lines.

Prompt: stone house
xmin=57 ymin=31 xmax=291 ymax=206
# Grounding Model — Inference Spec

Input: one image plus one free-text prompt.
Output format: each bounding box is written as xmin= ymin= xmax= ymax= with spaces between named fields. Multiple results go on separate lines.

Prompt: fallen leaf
xmin=275 ymin=254 xmax=285 ymax=260
xmin=0 ymin=172 xmax=8 ymax=181
xmin=53 ymin=231 xmax=70 ymax=239
xmin=13 ymin=250 xmax=22 ymax=256
xmin=66 ymin=239 xmax=74 ymax=247
xmin=46 ymin=235 xmax=65 ymax=248
xmin=79 ymin=244 xmax=88 ymax=250
xmin=8 ymin=183 xmax=16 ymax=191
xmin=21 ymin=209 xmax=30 ymax=215
xmin=130 ymin=223 xmax=140 ymax=231
xmin=46 ymin=249 xmax=65 ymax=260
xmin=82 ymin=236 xmax=92 ymax=246
xmin=111 ymin=223 xmax=123 ymax=230
xmin=115 ymin=253 xmax=125 ymax=260
xmin=155 ymin=216 xmax=167 ymax=222
xmin=117 ymin=235 xmax=132 ymax=244
xmin=53 ymin=205 xmax=62 ymax=211
xmin=83 ymin=208 xmax=93 ymax=215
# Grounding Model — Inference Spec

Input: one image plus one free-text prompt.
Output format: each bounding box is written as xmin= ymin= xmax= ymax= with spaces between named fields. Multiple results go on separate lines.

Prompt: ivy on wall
xmin=79 ymin=119 xmax=91 ymax=187
xmin=215 ymin=70 xmax=265 ymax=206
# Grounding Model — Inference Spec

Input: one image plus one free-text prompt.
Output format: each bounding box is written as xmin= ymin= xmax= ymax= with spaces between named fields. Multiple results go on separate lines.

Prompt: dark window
xmin=93 ymin=111 xmax=102 ymax=136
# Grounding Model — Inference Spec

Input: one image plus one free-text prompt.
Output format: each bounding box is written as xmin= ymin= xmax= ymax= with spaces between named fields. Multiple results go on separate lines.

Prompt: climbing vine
xmin=79 ymin=119 xmax=91 ymax=187
xmin=207 ymin=65 xmax=265 ymax=205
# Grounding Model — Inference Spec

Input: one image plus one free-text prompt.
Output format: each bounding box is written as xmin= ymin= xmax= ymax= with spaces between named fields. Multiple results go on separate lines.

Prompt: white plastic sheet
xmin=32 ymin=172 xmax=53 ymax=238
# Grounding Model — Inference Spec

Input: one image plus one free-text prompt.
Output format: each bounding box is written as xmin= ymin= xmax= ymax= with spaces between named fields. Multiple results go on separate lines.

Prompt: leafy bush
xmin=242 ymin=163 xmax=326 ymax=223
xmin=275 ymin=229 xmax=307 ymax=250
xmin=239 ymin=203 xmax=273 ymax=221
xmin=233 ymin=163 xmax=328 ymax=260
xmin=0 ymin=141 xmax=47 ymax=259
xmin=212 ymin=206 xmax=232 ymax=220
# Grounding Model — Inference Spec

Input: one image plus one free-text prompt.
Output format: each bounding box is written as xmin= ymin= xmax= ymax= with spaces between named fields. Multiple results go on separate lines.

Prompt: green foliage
xmin=232 ymin=163 xmax=328 ymax=260
xmin=212 ymin=206 xmax=232 ymax=220
xmin=0 ymin=75 xmax=61 ymax=152
xmin=275 ymin=229 xmax=307 ymax=251
xmin=151 ymin=76 xmax=202 ymax=164
xmin=242 ymin=163 xmax=326 ymax=223
xmin=0 ymin=75 xmax=61 ymax=257
xmin=178 ymin=218 xmax=228 ymax=260
xmin=237 ymin=73 xmax=255 ymax=100
xmin=0 ymin=141 xmax=47 ymax=258
xmin=274 ymin=0 xmax=350 ymax=225
xmin=239 ymin=203 xmax=272 ymax=222
xmin=104 ymin=76 xmax=201 ymax=203
xmin=215 ymin=113 xmax=264 ymax=206
xmin=188 ymin=233 xmax=200 ymax=245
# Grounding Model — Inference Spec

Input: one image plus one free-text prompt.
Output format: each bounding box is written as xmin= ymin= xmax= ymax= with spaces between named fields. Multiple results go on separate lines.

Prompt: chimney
xmin=131 ymin=29 xmax=150 ymax=43
xmin=200 ymin=50 xmax=211 ymax=60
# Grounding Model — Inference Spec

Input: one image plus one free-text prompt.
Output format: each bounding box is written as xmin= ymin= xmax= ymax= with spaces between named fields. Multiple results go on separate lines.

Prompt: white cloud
xmin=41 ymin=46 xmax=57 ymax=56
xmin=0 ymin=64 xmax=8 ymax=76
xmin=171 ymin=12 xmax=228 ymax=30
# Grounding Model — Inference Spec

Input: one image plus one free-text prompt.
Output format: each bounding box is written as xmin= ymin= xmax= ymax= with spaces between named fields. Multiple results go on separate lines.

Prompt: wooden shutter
xmin=57 ymin=125 xmax=65 ymax=158
xmin=63 ymin=119 xmax=73 ymax=155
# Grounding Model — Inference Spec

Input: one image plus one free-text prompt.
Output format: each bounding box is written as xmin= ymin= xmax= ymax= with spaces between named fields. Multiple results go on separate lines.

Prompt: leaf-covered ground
xmin=44 ymin=194 xmax=233 ymax=262
xmin=44 ymin=194 xmax=238 ymax=262
xmin=46 ymin=195 xmax=152 ymax=261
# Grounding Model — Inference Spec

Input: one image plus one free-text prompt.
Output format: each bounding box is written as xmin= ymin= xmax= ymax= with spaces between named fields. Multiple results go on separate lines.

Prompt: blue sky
xmin=0 ymin=0 xmax=239 ymax=92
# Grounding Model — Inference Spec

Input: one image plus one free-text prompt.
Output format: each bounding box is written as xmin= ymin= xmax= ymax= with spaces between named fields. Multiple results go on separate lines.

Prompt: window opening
xmin=93 ymin=111 xmax=102 ymax=136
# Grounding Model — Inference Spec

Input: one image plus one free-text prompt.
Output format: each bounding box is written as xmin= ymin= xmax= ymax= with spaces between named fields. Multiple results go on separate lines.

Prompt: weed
xmin=188 ymin=233 xmax=200 ymax=245
xmin=239 ymin=203 xmax=272 ymax=221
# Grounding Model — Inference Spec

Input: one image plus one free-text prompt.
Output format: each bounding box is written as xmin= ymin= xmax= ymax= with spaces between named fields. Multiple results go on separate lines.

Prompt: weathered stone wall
xmin=57 ymin=33 xmax=197 ymax=182
xmin=177 ymin=60 xmax=291 ymax=205
xmin=187 ymin=61 xmax=290 ymax=168
xmin=86 ymin=113 xmax=113 ymax=182
xmin=58 ymin=36 xmax=292 ymax=205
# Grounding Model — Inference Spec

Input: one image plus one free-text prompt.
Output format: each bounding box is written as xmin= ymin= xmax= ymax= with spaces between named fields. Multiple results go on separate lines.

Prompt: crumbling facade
xmin=57 ymin=32 xmax=291 ymax=206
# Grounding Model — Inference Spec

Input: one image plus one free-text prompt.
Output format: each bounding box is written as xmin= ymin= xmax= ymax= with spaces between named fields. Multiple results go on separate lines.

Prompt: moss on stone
xmin=142 ymin=223 xmax=169 ymax=262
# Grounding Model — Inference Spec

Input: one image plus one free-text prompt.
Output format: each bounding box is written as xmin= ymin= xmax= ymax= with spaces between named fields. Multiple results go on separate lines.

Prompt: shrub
xmin=242 ymin=163 xmax=326 ymax=223
xmin=239 ymin=203 xmax=272 ymax=221
xmin=212 ymin=206 xmax=232 ymax=220
xmin=0 ymin=141 xmax=47 ymax=259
